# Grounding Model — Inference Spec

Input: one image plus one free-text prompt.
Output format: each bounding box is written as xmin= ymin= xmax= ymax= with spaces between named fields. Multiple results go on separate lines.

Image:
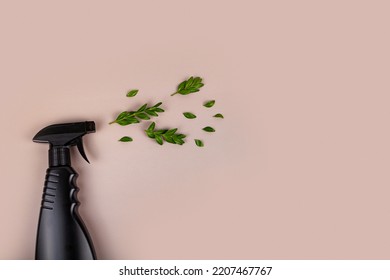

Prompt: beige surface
xmin=1 ymin=0 xmax=390 ymax=259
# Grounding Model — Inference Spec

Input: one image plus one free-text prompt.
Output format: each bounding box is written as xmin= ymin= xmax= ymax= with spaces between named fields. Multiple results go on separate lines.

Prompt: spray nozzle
xmin=33 ymin=121 xmax=96 ymax=166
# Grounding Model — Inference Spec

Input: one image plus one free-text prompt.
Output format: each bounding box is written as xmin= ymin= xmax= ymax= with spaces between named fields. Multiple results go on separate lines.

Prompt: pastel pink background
xmin=1 ymin=1 xmax=390 ymax=259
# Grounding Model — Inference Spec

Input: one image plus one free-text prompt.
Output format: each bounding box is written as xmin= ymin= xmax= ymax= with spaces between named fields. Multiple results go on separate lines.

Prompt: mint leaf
xmin=213 ymin=113 xmax=224 ymax=118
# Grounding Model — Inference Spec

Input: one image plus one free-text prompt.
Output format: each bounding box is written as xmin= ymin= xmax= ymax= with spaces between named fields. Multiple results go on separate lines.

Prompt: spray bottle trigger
xmin=75 ymin=138 xmax=90 ymax=163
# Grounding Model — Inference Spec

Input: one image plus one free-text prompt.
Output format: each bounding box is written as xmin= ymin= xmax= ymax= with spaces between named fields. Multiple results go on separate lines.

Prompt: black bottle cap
xmin=33 ymin=121 xmax=96 ymax=166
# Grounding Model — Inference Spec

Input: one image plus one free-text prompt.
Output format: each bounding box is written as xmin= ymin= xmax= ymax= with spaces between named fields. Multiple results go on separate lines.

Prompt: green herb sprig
xmin=171 ymin=76 xmax=204 ymax=96
xmin=145 ymin=122 xmax=186 ymax=145
xmin=109 ymin=102 xmax=164 ymax=126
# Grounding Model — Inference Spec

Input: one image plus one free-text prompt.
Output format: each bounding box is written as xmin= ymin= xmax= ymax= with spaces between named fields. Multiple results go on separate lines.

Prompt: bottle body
xmin=35 ymin=166 xmax=96 ymax=260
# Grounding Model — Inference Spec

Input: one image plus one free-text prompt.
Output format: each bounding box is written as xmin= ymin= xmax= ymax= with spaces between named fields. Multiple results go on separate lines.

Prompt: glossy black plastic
xmin=35 ymin=166 xmax=96 ymax=260
xmin=33 ymin=121 xmax=97 ymax=260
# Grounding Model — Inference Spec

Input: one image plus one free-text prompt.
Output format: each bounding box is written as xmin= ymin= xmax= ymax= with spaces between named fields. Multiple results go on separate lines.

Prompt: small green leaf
xmin=194 ymin=139 xmax=204 ymax=147
xmin=178 ymin=89 xmax=191 ymax=95
xmin=166 ymin=128 xmax=178 ymax=136
xmin=193 ymin=77 xmax=201 ymax=84
xmin=163 ymin=135 xmax=175 ymax=144
xmin=136 ymin=112 xmax=150 ymax=120
xmin=183 ymin=112 xmax=197 ymax=119
xmin=127 ymin=116 xmax=140 ymax=123
xmin=155 ymin=135 xmax=163 ymax=145
xmin=119 ymin=136 xmax=133 ymax=142
xmin=146 ymin=131 xmax=155 ymax=138
xmin=147 ymin=122 xmax=156 ymax=131
xmin=126 ymin=89 xmax=138 ymax=97
xmin=137 ymin=104 xmax=148 ymax=112
xmin=116 ymin=111 xmax=129 ymax=121
xmin=203 ymin=126 xmax=215 ymax=132
xmin=145 ymin=109 xmax=158 ymax=116
xmin=185 ymin=76 xmax=194 ymax=88
xmin=213 ymin=113 xmax=224 ymax=118
xmin=204 ymin=100 xmax=215 ymax=108
xmin=177 ymin=81 xmax=186 ymax=92
xmin=116 ymin=117 xmax=139 ymax=126
xmin=173 ymin=135 xmax=185 ymax=145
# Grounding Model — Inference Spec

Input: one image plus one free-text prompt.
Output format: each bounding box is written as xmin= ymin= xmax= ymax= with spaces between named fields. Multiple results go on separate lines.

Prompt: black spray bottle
xmin=33 ymin=121 xmax=97 ymax=260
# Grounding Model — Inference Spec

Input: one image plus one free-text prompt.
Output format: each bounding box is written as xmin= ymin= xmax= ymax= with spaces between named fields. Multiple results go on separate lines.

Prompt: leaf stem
xmin=171 ymin=92 xmax=178 ymax=96
xmin=109 ymin=120 xmax=116 ymax=125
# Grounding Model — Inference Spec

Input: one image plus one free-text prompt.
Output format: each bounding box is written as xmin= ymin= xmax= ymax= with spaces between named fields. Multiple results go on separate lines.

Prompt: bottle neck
xmin=49 ymin=146 xmax=71 ymax=167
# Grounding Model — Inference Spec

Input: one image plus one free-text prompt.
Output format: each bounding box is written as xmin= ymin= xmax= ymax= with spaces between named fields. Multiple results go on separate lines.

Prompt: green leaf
xmin=147 ymin=122 xmax=156 ymax=131
xmin=155 ymin=135 xmax=163 ymax=145
xmin=145 ymin=109 xmax=158 ymax=116
xmin=178 ymin=89 xmax=191 ymax=95
xmin=119 ymin=136 xmax=133 ymax=142
xmin=137 ymin=103 xmax=148 ymax=112
xmin=163 ymin=135 xmax=175 ymax=144
xmin=173 ymin=135 xmax=185 ymax=145
xmin=116 ymin=111 xmax=129 ymax=120
xmin=126 ymin=89 xmax=138 ymax=97
xmin=194 ymin=139 xmax=204 ymax=147
xmin=136 ymin=112 xmax=150 ymax=120
xmin=183 ymin=112 xmax=197 ymax=119
xmin=109 ymin=111 xmax=130 ymax=124
xmin=146 ymin=131 xmax=155 ymax=138
xmin=171 ymin=76 xmax=204 ymax=96
xmin=177 ymin=81 xmax=186 ymax=92
xmin=116 ymin=116 xmax=139 ymax=126
xmin=185 ymin=76 xmax=194 ymax=88
xmin=204 ymin=100 xmax=215 ymax=108
xmin=128 ymin=116 xmax=140 ymax=123
xmin=193 ymin=77 xmax=201 ymax=84
xmin=166 ymin=128 xmax=178 ymax=136
xmin=213 ymin=113 xmax=224 ymax=118
xmin=203 ymin=126 xmax=215 ymax=132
